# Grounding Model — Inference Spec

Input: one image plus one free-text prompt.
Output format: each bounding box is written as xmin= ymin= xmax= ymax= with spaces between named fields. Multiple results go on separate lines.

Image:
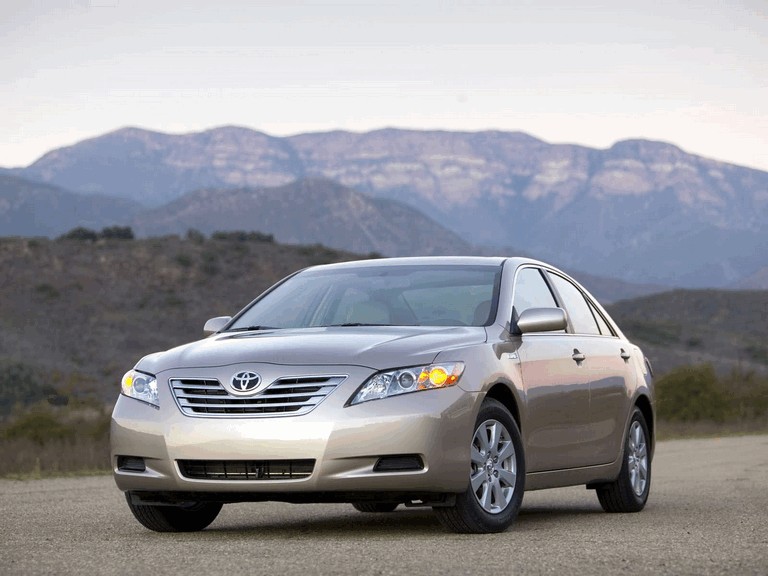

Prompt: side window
xmin=513 ymin=267 xmax=558 ymax=317
xmin=588 ymin=300 xmax=614 ymax=336
xmin=547 ymin=273 xmax=601 ymax=335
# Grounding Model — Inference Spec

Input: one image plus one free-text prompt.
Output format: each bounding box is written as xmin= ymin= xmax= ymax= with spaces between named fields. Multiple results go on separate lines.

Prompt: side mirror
xmin=516 ymin=307 xmax=567 ymax=334
xmin=203 ymin=316 xmax=231 ymax=336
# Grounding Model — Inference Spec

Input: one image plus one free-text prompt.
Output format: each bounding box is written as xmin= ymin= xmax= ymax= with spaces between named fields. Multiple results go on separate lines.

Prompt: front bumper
xmin=111 ymin=364 xmax=477 ymax=500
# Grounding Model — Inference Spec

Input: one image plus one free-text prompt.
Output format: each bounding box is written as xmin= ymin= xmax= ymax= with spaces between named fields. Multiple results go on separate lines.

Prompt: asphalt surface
xmin=1 ymin=435 xmax=767 ymax=576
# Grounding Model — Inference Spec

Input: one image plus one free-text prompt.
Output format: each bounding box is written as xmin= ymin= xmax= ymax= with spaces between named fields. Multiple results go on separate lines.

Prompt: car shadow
xmin=209 ymin=507 xmax=441 ymax=536
xmin=204 ymin=502 xmax=604 ymax=536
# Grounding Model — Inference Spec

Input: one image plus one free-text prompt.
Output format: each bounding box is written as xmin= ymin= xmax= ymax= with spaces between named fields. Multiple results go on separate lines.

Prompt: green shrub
xmin=211 ymin=230 xmax=274 ymax=243
xmin=58 ymin=227 xmax=98 ymax=242
xmin=2 ymin=409 xmax=76 ymax=445
xmin=655 ymin=364 xmax=733 ymax=423
xmin=0 ymin=362 xmax=56 ymax=416
xmin=186 ymin=228 xmax=206 ymax=244
xmin=0 ymin=403 xmax=112 ymax=476
xmin=743 ymin=344 xmax=768 ymax=365
xmin=720 ymin=368 xmax=768 ymax=420
xmin=175 ymin=253 xmax=193 ymax=268
xmin=34 ymin=283 xmax=60 ymax=299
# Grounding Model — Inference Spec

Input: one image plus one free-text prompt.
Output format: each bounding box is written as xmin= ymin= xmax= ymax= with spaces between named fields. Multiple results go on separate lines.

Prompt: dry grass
xmin=0 ymin=436 xmax=110 ymax=479
xmin=656 ymin=418 xmax=768 ymax=441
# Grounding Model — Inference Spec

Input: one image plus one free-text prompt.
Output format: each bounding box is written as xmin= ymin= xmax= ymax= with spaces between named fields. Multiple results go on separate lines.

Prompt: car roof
xmin=306 ymin=255 xmax=551 ymax=271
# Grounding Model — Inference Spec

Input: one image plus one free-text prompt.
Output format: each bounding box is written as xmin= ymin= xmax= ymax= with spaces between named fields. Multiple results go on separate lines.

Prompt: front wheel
xmin=125 ymin=493 xmax=223 ymax=532
xmin=434 ymin=398 xmax=525 ymax=533
xmin=596 ymin=407 xmax=651 ymax=513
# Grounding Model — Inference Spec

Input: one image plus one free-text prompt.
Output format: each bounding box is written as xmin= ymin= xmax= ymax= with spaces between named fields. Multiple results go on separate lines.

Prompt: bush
xmin=0 ymin=403 xmax=111 ymax=476
xmin=211 ymin=230 xmax=274 ymax=243
xmin=34 ymin=283 xmax=60 ymax=299
xmin=2 ymin=409 xmax=76 ymax=445
xmin=720 ymin=368 xmax=768 ymax=420
xmin=100 ymin=226 xmax=134 ymax=240
xmin=186 ymin=228 xmax=206 ymax=244
xmin=654 ymin=363 xmax=768 ymax=423
xmin=0 ymin=362 xmax=56 ymax=416
xmin=175 ymin=253 xmax=193 ymax=268
xmin=58 ymin=227 xmax=98 ymax=242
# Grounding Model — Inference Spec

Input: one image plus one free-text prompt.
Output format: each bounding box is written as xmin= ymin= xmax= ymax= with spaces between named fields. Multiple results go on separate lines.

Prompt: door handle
xmin=572 ymin=349 xmax=586 ymax=364
xmin=620 ymin=348 xmax=631 ymax=361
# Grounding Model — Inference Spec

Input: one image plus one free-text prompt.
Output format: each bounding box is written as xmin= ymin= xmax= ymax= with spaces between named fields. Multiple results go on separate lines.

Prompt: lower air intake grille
xmin=178 ymin=459 xmax=315 ymax=480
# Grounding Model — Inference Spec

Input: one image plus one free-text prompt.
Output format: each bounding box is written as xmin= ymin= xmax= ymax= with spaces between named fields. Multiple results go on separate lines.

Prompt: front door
xmin=512 ymin=266 xmax=593 ymax=472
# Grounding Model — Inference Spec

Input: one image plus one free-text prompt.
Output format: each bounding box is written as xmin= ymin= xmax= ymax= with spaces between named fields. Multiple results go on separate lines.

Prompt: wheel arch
xmin=634 ymin=394 xmax=654 ymax=457
xmin=484 ymin=382 xmax=522 ymax=433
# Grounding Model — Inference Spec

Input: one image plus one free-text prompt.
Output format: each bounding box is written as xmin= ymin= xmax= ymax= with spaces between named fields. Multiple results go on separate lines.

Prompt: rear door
xmin=546 ymin=272 xmax=632 ymax=466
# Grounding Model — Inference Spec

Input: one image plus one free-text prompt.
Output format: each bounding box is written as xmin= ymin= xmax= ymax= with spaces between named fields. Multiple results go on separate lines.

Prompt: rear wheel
xmin=125 ymin=493 xmax=223 ymax=532
xmin=351 ymin=502 xmax=399 ymax=513
xmin=596 ymin=407 xmax=651 ymax=513
xmin=434 ymin=398 xmax=525 ymax=533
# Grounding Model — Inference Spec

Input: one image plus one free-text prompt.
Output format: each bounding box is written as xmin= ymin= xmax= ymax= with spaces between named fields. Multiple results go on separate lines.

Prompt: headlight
xmin=121 ymin=370 xmax=159 ymax=407
xmin=349 ymin=362 xmax=464 ymax=405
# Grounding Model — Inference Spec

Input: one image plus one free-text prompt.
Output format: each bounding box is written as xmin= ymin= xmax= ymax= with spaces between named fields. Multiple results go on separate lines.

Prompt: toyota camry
xmin=111 ymin=256 xmax=654 ymax=533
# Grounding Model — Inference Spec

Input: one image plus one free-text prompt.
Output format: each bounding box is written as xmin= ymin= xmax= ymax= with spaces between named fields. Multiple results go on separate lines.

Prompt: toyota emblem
xmin=231 ymin=371 xmax=261 ymax=393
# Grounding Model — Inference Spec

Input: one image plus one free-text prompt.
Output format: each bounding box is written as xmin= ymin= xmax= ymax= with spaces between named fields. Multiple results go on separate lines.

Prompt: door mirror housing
xmin=204 ymin=316 xmax=231 ymax=336
xmin=516 ymin=307 xmax=567 ymax=334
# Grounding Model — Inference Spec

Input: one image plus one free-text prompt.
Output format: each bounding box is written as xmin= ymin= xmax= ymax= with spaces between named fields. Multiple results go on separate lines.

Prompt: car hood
xmin=136 ymin=326 xmax=487 ymax=374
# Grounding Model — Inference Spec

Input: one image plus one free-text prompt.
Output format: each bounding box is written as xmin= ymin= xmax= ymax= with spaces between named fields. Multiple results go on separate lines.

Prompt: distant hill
xmin=608 ymin=289 xmax=768 ymax=375
xmin=732 ymin=267 xmax=768 ymax=290
xmin=132 ymin=178 xmax=475 ymax=257
xmin=0 ymin=174 xmax=143 ymax=237
xmin=0 ymin=235 xmax=359 ymax=397
xmin=13 ymin=126 xmax=767 ymax=288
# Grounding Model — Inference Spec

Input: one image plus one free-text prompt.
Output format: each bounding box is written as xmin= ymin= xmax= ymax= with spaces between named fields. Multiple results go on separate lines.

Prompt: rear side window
xmin=547 ymin=273 xmax=601 ymax=335
xmin=588 ymin=300 xmax=615 ymax=336
xmin=513 ymin=267 xmax=558 ymax=317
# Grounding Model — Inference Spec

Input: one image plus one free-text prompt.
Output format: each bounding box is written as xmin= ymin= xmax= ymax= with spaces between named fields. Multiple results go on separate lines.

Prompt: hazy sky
xmin=3 ymin=0 xmax=766 ymax=170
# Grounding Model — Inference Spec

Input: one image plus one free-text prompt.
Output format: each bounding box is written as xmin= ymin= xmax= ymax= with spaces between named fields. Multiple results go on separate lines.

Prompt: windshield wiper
xmin=224 ymin=325 xmax=279 ymax=332
xmin=327 ymin=323 xmax=394 ymax=327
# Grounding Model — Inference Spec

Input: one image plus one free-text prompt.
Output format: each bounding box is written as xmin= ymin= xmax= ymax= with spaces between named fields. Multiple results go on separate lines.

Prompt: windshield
xmin=228 ymin=264 xmax=502 ymax=329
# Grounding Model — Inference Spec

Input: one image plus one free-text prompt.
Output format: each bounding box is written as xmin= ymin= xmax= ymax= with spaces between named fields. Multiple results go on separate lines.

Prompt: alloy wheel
xmin=627 ymin=420 xmax=648 ymax=496
xmin=470 ymin=419 xmax=517 ymax=514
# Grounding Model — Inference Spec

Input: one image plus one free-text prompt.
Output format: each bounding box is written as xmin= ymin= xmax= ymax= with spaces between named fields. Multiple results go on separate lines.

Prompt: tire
xmin=125 ymin=493 xmax=223 ymax=532
xmin=434 ymin=398 xmax=525 ymax=533
xmin=351 ymin=502 xmax=399 ymax=513
xmin=596 ymin=407 xmax=651 ymax=513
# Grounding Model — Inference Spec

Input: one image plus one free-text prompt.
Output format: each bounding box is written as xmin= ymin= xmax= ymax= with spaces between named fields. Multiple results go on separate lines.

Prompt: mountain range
xmin=3 ymin=126 xmax=767 ymax=288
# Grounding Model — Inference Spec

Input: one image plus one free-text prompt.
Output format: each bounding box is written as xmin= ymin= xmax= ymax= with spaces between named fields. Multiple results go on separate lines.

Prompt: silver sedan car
xmin=111 ymin=256 xmax=654 ymax=533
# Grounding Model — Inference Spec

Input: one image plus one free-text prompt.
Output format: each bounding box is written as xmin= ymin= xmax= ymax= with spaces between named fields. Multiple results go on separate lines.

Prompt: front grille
xmin=178 ymin=459 xmax=315 ymax=480
xmin=169 ymin=375 xmax=345 ymax=418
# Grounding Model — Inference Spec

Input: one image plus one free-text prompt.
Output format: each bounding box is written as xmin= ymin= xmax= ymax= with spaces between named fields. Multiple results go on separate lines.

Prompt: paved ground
xmin=1 ymin=435 xmax=767 ymax=575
